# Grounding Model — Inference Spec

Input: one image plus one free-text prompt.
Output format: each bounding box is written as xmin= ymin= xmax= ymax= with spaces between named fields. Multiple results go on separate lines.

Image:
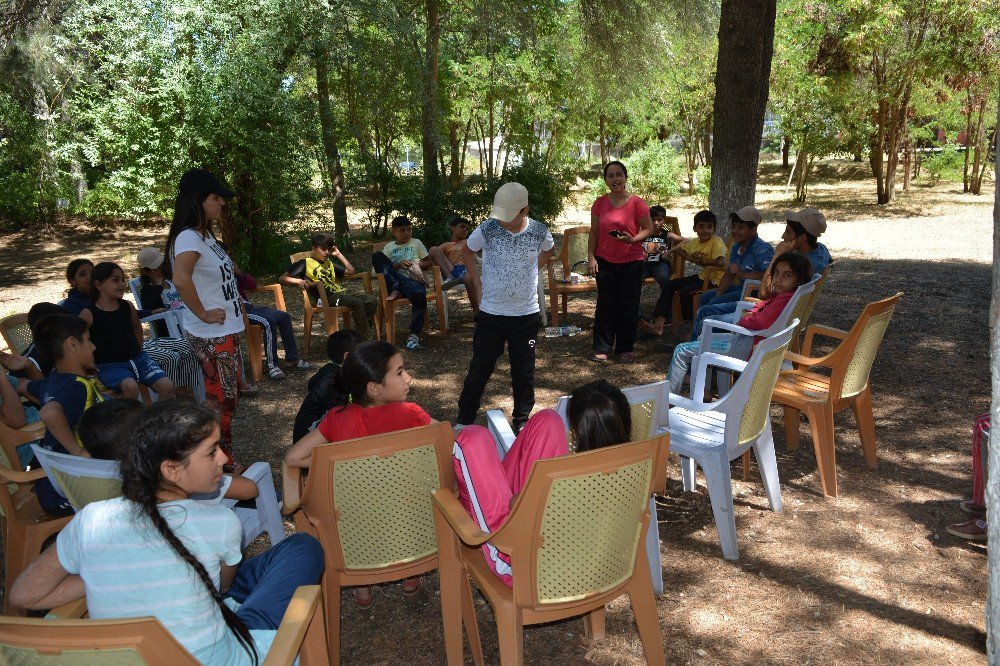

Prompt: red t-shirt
xmin=316 ymin=402 xmax=432 ymax=443
xmin=740 ymin=290 xmax=795 ymax=345
xmin=591 ymin=194 xmax=650 ymax=264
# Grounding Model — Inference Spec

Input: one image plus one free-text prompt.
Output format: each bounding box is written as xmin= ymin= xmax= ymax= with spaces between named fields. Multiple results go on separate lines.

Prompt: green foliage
xmin=692 ymin=165 xmax=711 ymax=205
xmin=621 ymin=142 xmax=683 ymax=204
xmin=921 ymin=145 xmax=967 ymax=185
xmin=0 ymin=89 xmax=47 ymax=225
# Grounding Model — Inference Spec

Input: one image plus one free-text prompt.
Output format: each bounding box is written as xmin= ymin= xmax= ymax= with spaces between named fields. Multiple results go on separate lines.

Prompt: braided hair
xmin=121 ymin=401 xmax=257 ymax=664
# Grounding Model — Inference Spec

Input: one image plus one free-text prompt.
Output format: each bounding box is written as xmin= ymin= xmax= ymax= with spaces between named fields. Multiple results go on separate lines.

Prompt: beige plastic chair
xmin=282 ymin=421 xmax=479 ymax=664
xmin=545 ymin=226 xmax=596 ymax=327
xmin=434 ymin=435 xmax=670 ymax=665
xmin=289 ymin=251 xmax=378 ymax=356
xmin=371 ymin=241 xmax=446 ymax=342
xmin=242 ymin=281 xmax=288 ymax=382
xmin=0 ymin=313 xmax=31 ymax=355
xmin=771 ymin=293 xmax=903 ymax=497
xmin=0 ymin=585 xmax=330 ymax=665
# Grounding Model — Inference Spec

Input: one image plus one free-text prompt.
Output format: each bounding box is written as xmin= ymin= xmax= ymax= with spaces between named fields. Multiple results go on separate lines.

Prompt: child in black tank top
xmin=79 ymin=262 xmax=176 ymax=401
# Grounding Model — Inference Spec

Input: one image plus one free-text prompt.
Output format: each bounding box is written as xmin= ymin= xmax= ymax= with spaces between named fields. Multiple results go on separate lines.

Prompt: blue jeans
xmin=691 ymin=295 xmax=742 ymax=341
xmin=372 ymin=252 xmax=427 ymax=336
xmin=246 ymin=305 xmax=299 ymax=368
xmin=227 ymin=533 xmax=325 ymax=630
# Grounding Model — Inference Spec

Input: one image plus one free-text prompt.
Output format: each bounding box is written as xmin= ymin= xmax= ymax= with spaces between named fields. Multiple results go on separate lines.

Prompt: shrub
xmin=922 ymin=145 xmax=966 ymax=185
xmin=582 ymin=142 xmax=683 ymax=204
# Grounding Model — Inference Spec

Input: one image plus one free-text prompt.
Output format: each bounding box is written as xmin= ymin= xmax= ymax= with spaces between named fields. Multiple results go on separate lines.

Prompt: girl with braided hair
xmin=10 ymin=401 xmax=323 ymax=664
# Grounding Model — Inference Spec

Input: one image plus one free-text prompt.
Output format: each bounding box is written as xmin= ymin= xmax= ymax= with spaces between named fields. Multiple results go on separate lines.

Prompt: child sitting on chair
xmin=279 ymin=233 xmax=378 ymax=341
xmin=452 ymin=380 xmax=632 ymax=585
xmin=429 ymin=217 xmax=480 ymax=313
xmin=371 ymin=216 xmax=432 ymax=351
xmin=666 ymin=252 xmax=812 ymax=395
xmin=292 ymin=329 xmax=362 ymax=444
xmin=61 ymin=259 xmax=94 ymax=316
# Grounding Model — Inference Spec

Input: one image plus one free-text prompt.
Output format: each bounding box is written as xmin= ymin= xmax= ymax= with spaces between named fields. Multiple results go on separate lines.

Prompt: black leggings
xmin=592 ymin=258 xmax=643 ymax=354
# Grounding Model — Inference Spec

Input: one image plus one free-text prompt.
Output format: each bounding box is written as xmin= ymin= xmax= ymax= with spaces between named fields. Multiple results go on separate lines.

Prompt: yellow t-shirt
xmin=680 ymin=236 xmax=727 ymax=283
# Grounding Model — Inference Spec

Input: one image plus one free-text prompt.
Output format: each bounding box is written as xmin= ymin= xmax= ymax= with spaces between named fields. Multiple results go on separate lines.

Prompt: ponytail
xmin=329 ymin=340 xmax=400 ymax=410
xmin=122 ymin=402 xmax=258 ymax=665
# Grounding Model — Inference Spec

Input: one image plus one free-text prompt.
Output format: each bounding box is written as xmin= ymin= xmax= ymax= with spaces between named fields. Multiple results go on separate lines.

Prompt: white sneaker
xmin=405 ymin=334 xmax=421 ymax=351
xmin=292 ymin=359 xmax=311 ymax=369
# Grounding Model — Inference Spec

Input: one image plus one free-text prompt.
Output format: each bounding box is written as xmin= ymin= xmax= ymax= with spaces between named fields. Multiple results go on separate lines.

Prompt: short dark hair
xmin=311 ymin=233 xmax=335 ymax=249
xmin=729 ymin=212 xmax=757 ymax=228
xmin=693 ymin=209 xmax=717 ymax=227
xmin=771 ymin=251 xmax=813 ymax=287
xmin=567 ymin=380 xmax=632 ymax=452
xmin=327 ymin=329 xmax=363 ymax=364
xmin=649 ymin=205 xmax=666 ymax=218
xmin=65 ymin=258 xmax=93 ymax=284
xmin=391 ymin=215 xmax=411 ymax=229
xmin=449 ymin=217 xmax=469 ymax=227
xmin=603 ymin=160 xmax=628 ymax=179
xmin=77 ymin=398 xmax=145 ymax=460
xmin=31 ymin=313 xmax=88 ymax=362
xmin=785 ymin=220 xmax=818 ymax=248
xmin=27 ymin=302 xmax=69 ymax=328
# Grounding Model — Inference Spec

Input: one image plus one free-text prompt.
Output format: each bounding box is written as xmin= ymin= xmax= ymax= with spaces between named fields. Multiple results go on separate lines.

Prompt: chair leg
xmin=583 ymin=607 xmax=606 ymax=640
xmin=627 ymin=557 xmax=666 ymax=664
xmin=809 ymin=405 xmax=838 ymax=498
xmin=437 ymin=538 xmax=467 ymax=666
xmin=680 ymin=455 xmax=697 ymax=492
xmin=783 ymin=405 xmax=801 ymax=451
xmin=753 ymin=421 xmax=783 ymax=513
xmin=549 ymin=289 xmax=559 ymax=327
xmin=494 ymin=611 xmax=524 ymax=666
xmin=436 ymin=292 xmax=447 ymax=334
xmin=741 ymin=451 xmax=751 ymax=481
xmin=325 ymin=575 xmax=342 ymax=666
xmin=303 ymin=312 xmax=312 ymax=358
xmin=671 ymin=293 xmax=683 ymax=333
xmin=700 ymin=450 xmax=739 ymax=560
xmin=300 ymin=590 xmax=331 ymax=666
xmin=4 ymin=528 xmax=28 ymax=615
xmin=386 ymin=304 xmax=396 ymax=344
xmin=853 ymin=389 xmax=879 ymax=470
xmin=460 ymin=572 xmax=484 ymax=666
xmin=644 ymin=497 xmax=664 ymax=596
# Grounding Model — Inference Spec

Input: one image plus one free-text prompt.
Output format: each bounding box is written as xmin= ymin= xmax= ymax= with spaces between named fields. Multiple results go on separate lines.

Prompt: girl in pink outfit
xmin=453 ymin=380 xmax=632 ymax=584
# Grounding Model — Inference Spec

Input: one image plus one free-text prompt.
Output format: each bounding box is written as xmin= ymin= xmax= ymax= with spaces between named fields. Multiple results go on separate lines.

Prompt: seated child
xmin=292 ymin=329 xmax=362 ymax=443
xmin=79 ymin=262 xmax=175 ymax=402
xmin=429 ymin=217 xmax=480 ymax=312
xmin=666 ymin=252 xmax=812 ymax=394
xmin=285 ymin=339 xmax=433 ymax=606
xmin=0 ymin=353 xmax=42 ymax=468
xmin=10 ymin=400 xmax=324 ymax=665
xmin=136 ymin=247 xmax=185 ymax=336
xmin=280 ymin=233 xmax=377 ymax=342
xmin=8 ymin=302 xmax=70 ymax=379
xmin=371 ymin=216 xmax=432 ymax=351
xmin=61 ymin=259 xmax=94 ymax=316
xmin=452 ymin=380 xmax=632 ymax=585
xmin=640 ymin=209 xmax=727 ymax=337
xmin=20 ymin=313 xmax=106 ymax=515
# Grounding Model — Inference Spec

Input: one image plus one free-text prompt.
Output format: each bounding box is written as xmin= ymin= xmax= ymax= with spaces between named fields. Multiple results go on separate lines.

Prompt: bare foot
xmin=386 ymin=290 xmax=402 ymax=301
xmin=639 ymin=320 xmax=664 ymax=336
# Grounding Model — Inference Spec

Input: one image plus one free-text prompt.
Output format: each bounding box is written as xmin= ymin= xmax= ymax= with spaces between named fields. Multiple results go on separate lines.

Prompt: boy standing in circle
xmin=456 ymin=183 xmax=555 ymax=433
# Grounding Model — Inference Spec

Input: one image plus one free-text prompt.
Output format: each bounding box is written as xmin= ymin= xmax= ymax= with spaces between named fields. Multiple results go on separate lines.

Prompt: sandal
xmin=267 ymin=366 xmax=286 ymax=380
xmin=402 ymin=576 xmax=422 ymax=596
xmin=617 ymin=352 xmax=636 ymax=362
xmin=353 ymin=586 xmax=373 ymax=607
xmin=960 ymin=499 xmax=987 ymax=516
xmin=591 ymin=353 xmax=609 ymax=363
xmin=239 ymin=383 xmax=259 ymax=395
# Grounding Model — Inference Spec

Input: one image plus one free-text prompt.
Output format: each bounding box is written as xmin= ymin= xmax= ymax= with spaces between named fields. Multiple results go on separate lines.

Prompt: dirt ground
xmin=0 ymin=159 xmax=992 ymax=664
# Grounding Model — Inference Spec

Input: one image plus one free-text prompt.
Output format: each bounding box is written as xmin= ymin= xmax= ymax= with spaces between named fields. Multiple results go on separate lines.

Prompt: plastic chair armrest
xmin=20 ymin=420 xmax=46 ymax=436
xmin=667 ymin=392 xmax=702 ymax=411
xmin=801 ymin=323 xmax=849 ymax=356
xmin=433 ymin=489 xmax=491 ymax=546
xmin=783 ymin=350 xmax=833 ymax=370
xmin=345 ymin=272 xmax=373 ymax=294
xmin=46 ymin=597 xmax=88 ymax=619
xmin=740 ymin=279 xmax=761 ymax=300
xmin=263 ymin=585 xmax=321 ymax=666
xmin=698 ymin=317 xmax=757 ymax=353
xmin=250 ymin=284 xmax=287 ymax=312
xmin=281 ymin=463 xmax=303 ymax=515
xmin=691 ymin=351 xmax=747 ymax=402
xmin=0 ymin=465 xmax=45 ymax=483
xmin=485 ymin=409 xmax=516 ymax=456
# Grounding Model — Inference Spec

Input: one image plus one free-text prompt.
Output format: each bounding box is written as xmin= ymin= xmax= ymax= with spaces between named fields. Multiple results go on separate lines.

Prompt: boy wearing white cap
xmin=456 ymin=182 xmax=555 ymax=432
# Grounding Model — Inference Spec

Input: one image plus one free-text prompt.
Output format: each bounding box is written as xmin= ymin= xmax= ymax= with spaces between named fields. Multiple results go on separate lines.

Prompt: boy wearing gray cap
xmin=456 ymin=182 xmax=555 ymax=433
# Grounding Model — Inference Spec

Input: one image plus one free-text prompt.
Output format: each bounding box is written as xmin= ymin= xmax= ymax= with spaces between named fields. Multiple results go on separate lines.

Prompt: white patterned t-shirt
xmin=466 ymin=218 xmax=554 ymax=317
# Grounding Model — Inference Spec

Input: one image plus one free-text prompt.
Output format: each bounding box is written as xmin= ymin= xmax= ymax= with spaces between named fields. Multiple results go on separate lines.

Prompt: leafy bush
xmin=582 ymin=142 xmax=683 ymax=204
xmin=500 ymin=156 xmax=572 ymax=225
xmin=692 ymin=165 xmax=711 ymax=205
xmin=922 ymin=145 xmax=966 ymax=185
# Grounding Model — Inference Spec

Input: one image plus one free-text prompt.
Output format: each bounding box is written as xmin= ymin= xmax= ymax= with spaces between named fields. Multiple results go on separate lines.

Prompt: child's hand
xmin=774 ymin=240 xmax=795 ymax=255
xmin=0 ymin=352 xmax=30 ymax=372
xmin=728 ymin=263 xmax=741 ymax=275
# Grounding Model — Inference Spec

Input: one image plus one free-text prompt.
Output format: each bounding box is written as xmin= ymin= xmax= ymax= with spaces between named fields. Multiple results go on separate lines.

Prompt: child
xmin=429 ymin=217 xmax=480 ymax=312
xmin=79 ymin=262 xmax=176 ymax=402
xmin=452 ymin=380 xmax=632 ymax=585
xmin=10 ymin=400 xmax=324 ymax=665
xmin=20 ymin=313 xmax=106 ymax=515
xmin=666 ymin=252 xmax=813 ymax=394
xmin=640 ymin=209 xmax=727 ymax=338
xmin=280 ymin=233 xmax=377 ymax=341
xmin=8 ymin=302 xmax=70 ymax=379
xmin=292 ymin=329 xmax=362 ymax=443
xmin=285 ymin=339 xmax=432 ymax=606
xmin=136 ymin=247 xmax=185 ymax=336
xmin=61 ymin=259 xmax=94 ymax=316
xmin=371 ymin=216 xmax=432 ymax=350
xmin=0 ymin=352 xmax=42 ymax=468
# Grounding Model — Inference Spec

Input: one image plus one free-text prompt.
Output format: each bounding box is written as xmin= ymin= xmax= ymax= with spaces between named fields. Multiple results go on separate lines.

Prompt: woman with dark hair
xmin=165 ymin=169 xmax=246 ymax=463
xmin=588 ymin=160 xmax=654 ymax=362
xmin=10 ymin=400 xmax=324 ymax=665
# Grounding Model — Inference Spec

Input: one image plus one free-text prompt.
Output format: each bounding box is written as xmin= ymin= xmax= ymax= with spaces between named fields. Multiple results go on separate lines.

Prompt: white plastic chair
xmin=485 ymin=380 xmax=670 ymax=595
xmin=30 ymin=446 xmax=285 ymax=550
xmin=127 ymin=277 xmax=186 ymax=339
xmin=664 ymin=321 xmax=797 ymax=560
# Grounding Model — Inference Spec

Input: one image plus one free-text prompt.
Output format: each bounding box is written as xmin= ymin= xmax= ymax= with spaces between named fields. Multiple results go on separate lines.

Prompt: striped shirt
xmin=57 ymin=497 xmax=248 ymax=664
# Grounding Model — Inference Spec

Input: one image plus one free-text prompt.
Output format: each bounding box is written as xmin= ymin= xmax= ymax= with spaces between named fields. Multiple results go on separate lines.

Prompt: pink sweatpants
xmin=972 ymin=414 xmax=989 ymax=506
xmin=452 ymin=409 xmax=568 ymax=585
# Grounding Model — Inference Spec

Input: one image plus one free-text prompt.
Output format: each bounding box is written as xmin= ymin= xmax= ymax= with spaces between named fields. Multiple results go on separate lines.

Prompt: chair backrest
xmin=555 ymin=380 xmax=670 ymax=452
xmin=0 ymin=314 xmax=31 ymax=355
xmin=30 ymin=445 xmax=122 ymax=511
xmin=797 ymin=265 xmax=831 ymax=337
xmin=127 ymin=276 xmax=143 ymax=308
xmin=715 ymin=322 xmax=797 ymax=452
xmin=664 ymin=216 xmax=680 ymax=236
xmin=300 ymin=422 xmax=454 ymax=573
xmin=830 ymin=293 xmax=902 ymax=401
xmin=289 ymin=251 xmax=326 ymax=311
xmin=495 ymin=436 xmax=668 ymax=607
xmin=557 ymin=227 xmax=591 ymax=275
xmin=0 ymin=615 xmax=199 ymax=665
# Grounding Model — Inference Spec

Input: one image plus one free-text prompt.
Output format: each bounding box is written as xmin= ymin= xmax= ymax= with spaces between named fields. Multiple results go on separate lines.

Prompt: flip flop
xmin=591 ymin=353 xmax=609 ymax=362
xmin=353 ymin=586 xmax=373 ymax=607
xmin=401 ymin=576 xmax=422 ymax=596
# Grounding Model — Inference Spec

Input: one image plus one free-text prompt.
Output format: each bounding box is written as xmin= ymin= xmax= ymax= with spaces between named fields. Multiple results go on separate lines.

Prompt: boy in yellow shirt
xmin=639 ymin=209 xmax=726 ymax=338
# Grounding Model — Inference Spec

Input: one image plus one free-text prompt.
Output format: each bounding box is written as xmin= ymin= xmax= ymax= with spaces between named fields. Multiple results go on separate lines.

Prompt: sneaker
xmin=946 ymin=518 xmax=987 ymax=541
xmin=267 ymin=366 xmax=286 ymax=380
xmin=289 ymin=359 xmax=311 ymax=370
xmin=960 ymin=499 xmax=987 ymax=516
xmin=405 ymin=334 xmax=421 ymax=351
xmin=441 ymin=275 xmax=464 ymax=290
xmin=452 ymin=423 xmax=466 ymax=436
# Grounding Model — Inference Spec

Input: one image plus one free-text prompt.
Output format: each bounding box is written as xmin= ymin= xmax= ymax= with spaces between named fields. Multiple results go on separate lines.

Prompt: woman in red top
xmin=285 ymin=339 xmax=433 ymax=604
xmin=587 ymin=161 xmax=654 ymax=362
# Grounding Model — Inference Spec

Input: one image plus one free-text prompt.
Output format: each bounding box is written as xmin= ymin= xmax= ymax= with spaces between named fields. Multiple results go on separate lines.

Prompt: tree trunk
xmin=314 ymin=50 xmax=352 ymax=251
xmin=448 ymin=119 xmax=461 ymax=186
xmin=459 ymin=115 xmax=472 ymax=180
xmin=708 ymin=0 xmax=777 ymax=240
xmin=782 ymin=135 xmax=791 ymax=168
xmin=964 ymin=90 xmax=974 ymax=193
xmin=702 ymin=115 xmax=713 ymax=167
xmin=971 ymin=97 xmax=987 ymax=195
xmin=599 ymin=112 xmax=608 ymax=166
xmin=903 ymin=140 xmax=911 ymax=191
xmin=986 ymin=89 xmax=999 ymax=663
xmin=793 ymin=149 xmax=809 ymax=203
xmin=421 ymin=0 xmax=442 ymax=212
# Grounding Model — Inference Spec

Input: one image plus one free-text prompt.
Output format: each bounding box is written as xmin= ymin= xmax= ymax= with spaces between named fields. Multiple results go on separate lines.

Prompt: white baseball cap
xmin=490 ymin=182 xmax=529 ymax=223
